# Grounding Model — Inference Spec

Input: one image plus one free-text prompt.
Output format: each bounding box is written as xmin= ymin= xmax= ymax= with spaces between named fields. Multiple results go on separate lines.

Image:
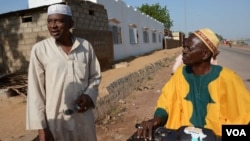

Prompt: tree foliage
xmin=216 ymin=34 xmax=224 ymax=41
xmin=137 ymin=3 xmax=173 ymax=29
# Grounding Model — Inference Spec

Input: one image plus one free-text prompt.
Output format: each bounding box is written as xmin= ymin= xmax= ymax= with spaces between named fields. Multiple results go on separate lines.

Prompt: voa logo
xmin=226 ymin=129 xmax=246 ymax=136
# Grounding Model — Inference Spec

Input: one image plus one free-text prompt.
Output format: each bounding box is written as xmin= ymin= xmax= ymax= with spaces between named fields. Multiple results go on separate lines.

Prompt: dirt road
xmin=96 ymin=59 xmax=175 ymax=140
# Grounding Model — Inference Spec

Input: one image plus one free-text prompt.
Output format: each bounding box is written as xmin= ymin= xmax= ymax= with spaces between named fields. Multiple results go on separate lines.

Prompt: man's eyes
xmin=183 ymin=46 xmax=190 ymax=49
xmin=183 ymin=46 xmax=195 ymax=51
xmin=47 ymin=20 xmax=64 ymax=24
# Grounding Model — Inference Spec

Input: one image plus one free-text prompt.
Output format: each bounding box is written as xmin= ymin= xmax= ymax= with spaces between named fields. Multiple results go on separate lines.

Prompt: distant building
xmin=163 ymin=31 xmax=185 ymax=49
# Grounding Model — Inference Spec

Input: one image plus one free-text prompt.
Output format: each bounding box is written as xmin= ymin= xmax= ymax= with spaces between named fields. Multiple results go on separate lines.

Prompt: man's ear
xmin=212 ymin=50 xmax=220 ymax=59
xmin=202 ymin=50 xmax=212 ymax=60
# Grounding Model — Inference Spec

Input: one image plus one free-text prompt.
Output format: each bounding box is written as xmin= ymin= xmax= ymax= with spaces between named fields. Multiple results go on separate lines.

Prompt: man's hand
xmin=74 ymin=94 xmax=94 ymax=113
xmin=136 ymin=117 xmax=162 ymax=140
xmin=38 ymin=128 xmax=54 ymax=141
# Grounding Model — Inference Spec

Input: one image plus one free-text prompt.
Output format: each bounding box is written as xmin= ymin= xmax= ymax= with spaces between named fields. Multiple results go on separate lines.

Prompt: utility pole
xmin=184 ymin=0 xmax=187 ymax=36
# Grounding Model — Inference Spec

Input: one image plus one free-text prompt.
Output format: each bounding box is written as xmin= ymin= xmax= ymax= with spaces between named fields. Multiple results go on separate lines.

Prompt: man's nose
xmin=48 ymin=21 xmax=57 ymax=28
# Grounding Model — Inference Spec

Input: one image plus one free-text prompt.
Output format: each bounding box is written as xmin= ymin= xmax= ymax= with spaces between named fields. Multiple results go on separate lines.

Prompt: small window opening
xmin=89 ymin=10 xmax=95 ymax=16
xmin=22 ymin=16 xmax=32 ymax=23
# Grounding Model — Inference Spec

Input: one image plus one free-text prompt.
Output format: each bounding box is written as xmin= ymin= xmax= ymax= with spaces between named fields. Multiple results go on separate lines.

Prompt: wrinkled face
xmin=47 ymin=14 xmax=73 ymax=40
xmin=182 ymin=34 xmax=210 ymax=65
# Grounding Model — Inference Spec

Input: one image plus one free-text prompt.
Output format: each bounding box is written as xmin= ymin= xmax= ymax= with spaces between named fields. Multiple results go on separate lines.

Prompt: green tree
xmin=137 ymin=3 xmax=173 ymax=29
xmin=216 ymin=33 xmax=224 ymax=41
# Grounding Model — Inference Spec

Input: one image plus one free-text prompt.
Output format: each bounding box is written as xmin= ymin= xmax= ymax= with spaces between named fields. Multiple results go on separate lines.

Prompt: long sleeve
xmin=83 ymin=43 xmax=102 ymax=107
xmin=26 ymin=44 xmax=47 ymax=129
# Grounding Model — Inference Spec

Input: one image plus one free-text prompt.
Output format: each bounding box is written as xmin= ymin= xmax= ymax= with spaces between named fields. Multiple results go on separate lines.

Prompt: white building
xmin=89 ymin=0 xmax=165 ymax=61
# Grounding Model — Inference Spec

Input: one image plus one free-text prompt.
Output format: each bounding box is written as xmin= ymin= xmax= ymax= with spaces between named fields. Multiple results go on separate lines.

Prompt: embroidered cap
xmin=47 ymin=4 xmax=72 ymax=16
xmin=193 ymin=28 xmax=219 ymax=54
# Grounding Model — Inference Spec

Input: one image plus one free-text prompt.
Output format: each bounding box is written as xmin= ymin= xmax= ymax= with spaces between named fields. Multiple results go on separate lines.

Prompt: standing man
xmin=26 ymin=4 xmax=101 ymax=141
xmin=136 ymin=28 xmax=250 ymax=140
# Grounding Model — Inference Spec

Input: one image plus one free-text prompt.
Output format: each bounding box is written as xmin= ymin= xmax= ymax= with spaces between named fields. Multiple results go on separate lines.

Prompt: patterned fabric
xmin=193 ymin=28 xmax=219 ymax=55
xmin=155 ymin=65 xmax=250 ymax=136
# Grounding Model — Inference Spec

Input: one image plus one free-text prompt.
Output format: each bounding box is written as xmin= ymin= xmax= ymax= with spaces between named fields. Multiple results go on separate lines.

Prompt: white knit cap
xmin=47 ymin=4 xmax=72 ymax=16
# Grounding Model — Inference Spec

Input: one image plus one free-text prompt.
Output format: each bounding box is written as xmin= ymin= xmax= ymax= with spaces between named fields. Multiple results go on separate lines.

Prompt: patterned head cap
xmin=193 ymin=28 xmax=219 ymax=54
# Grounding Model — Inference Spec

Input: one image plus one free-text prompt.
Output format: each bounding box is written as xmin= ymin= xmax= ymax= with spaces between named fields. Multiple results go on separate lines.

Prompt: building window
xmin=109 ymin=25 xmax=122 ymax=44
xmin=143 ymin=30 xmax=149 ymax=43
xmin=89 ymin=10 xmax=95 ymax=16
xmin=22 ymin=16 xmax=32 ymax=23
xmin=152 ymin=32 xmax=156 ymax=43
xmin=142 ymin=27 xmax=149 ymax=43
xmin=129 ymin=25 xmax=138 ymax=44
xmin=159 ymin=34 xmax=162 ymax=42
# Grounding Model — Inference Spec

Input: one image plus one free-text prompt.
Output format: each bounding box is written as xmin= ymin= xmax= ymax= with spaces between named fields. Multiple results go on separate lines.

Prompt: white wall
xmin=28 ymin=0 xmax=65 ymax=8
xmin=88 ymin=0 xmax=165 ymax=61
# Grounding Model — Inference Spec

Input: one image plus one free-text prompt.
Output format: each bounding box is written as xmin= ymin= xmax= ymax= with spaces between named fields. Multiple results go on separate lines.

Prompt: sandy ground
xmin=96 ymin=57 xmax=176 ymax=141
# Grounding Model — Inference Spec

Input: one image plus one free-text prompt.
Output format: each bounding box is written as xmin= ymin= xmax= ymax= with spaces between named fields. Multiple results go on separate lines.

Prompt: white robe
xmin=26 ymin=37 xmax=101 ymax=141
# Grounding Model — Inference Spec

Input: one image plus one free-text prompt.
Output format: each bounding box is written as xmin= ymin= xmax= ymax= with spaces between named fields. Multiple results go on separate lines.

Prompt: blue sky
xmin=122 ymin=0 xmax=250 ymax=40
xmin=1 ymin=0 xmax=250 ymax=40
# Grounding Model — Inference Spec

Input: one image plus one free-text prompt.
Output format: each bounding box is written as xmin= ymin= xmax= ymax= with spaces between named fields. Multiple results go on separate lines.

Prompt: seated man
xmin=136 ymin=28 xmax=250 ymax=140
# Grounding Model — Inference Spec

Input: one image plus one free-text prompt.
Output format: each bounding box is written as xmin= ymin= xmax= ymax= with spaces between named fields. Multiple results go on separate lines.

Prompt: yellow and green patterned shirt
xmin=155 ymin=65 xmax=250 ymax=136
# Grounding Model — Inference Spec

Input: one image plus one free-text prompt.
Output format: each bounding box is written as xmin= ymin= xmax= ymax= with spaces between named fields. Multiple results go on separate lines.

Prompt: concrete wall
xmin=0 ymin=7 xmax=50 ymax=74
xmin=68 ymin=0 xmax=114 ymax=71
xmin=164 ymin=32 xmax=185 ymax=49
xmin=0 ymin=1 xmax=113 ymax=74
xmin=164 ymin=39 xmax=181 ymax=49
